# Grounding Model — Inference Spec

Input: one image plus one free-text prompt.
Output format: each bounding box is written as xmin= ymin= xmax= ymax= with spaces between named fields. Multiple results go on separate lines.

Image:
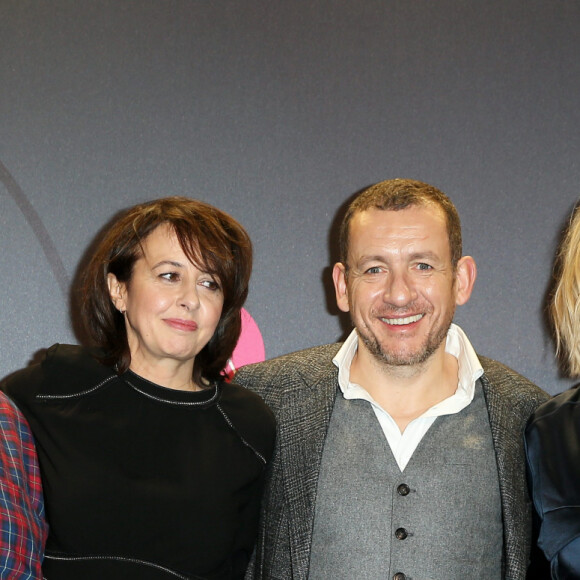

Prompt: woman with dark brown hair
xmin=2 ymin=197 xmax=275 ymax=580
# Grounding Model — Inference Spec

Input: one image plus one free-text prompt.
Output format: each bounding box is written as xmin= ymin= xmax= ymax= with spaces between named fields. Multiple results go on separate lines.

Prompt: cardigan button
xmin=393 ymin=573 xmax=407 ymax=580
xmin=397 ymin=483 xmax=410 ymax=496
xmin=395 ymin=527 xmax=408 ymax=540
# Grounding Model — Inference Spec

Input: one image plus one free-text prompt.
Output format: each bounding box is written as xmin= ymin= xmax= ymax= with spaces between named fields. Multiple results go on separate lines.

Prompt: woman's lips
xmin=164 ymin=318 xmax=198 ymax=331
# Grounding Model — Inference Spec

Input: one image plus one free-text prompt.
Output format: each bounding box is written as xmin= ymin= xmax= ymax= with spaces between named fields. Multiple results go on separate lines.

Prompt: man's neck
xmin=349 ymin=345 xmax=459 ymax=433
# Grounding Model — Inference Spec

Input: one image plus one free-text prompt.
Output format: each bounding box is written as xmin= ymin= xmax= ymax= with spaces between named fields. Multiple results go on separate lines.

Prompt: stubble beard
xmin=356 ymin=308 xmax=455 ymax=369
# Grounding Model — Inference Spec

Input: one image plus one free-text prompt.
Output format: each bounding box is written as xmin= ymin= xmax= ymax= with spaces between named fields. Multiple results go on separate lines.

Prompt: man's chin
xmin=376 ymin=351 xmax=431 ymax=367
xmin=362 ymin=337 xmax=440 ymax=368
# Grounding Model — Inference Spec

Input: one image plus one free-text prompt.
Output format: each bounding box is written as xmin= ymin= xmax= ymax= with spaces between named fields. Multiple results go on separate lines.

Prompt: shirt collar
xmin=333 ymin=323 xmax=484 ymax=413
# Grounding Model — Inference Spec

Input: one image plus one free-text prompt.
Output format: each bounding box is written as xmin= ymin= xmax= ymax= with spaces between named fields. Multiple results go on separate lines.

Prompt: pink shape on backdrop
xmin=224 ymin=308 xmax=265 ymax=379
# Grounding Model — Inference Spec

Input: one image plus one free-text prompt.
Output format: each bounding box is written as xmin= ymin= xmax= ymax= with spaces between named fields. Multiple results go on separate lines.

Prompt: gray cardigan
xmin=236 ymin=343 xmax=549 ymax=580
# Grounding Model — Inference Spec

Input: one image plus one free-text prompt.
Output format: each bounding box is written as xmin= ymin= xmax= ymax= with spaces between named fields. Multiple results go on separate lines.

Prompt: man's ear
xmin=107 ymin=273 xmax=127 ymax=313
xmin=454 ymin=256 xmax=477 ymax=306
xmin=332 ymin=262 xmax=350 ymax=313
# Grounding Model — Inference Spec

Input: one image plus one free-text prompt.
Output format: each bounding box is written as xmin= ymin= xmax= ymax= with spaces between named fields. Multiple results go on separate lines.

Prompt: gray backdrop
xmin=2 ymin=1 xmax=579 ymax=395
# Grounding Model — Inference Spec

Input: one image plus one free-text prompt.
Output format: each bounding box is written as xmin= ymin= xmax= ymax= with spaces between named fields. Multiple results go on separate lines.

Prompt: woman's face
xmin=107 ymin=223 xmax=224 ymax=377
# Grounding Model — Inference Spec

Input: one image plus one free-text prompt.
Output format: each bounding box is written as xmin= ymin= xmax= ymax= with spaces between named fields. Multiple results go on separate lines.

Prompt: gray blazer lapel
xmin=478 ymin=356 xmax=550 ymax=579
xmin=279 ymin=364 xmax=338 ymax=579
xmin=480 ymin=371 xmax=528 ymax=580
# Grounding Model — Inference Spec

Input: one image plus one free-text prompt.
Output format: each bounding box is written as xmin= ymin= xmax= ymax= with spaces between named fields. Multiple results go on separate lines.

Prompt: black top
xmin=2 ymin=344 xmax=276 ymax=580
xmin=525 ymin=386 xmax=580 ymax=579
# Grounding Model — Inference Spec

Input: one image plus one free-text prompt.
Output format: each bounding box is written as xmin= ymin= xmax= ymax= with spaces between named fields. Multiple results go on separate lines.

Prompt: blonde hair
xmin=551 ymin=204 xmax=580 ymax=376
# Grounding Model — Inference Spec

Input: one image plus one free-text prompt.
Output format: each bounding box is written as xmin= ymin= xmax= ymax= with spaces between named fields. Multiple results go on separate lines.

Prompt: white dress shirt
xmin=332 ymin=323 xmax=483 ymax=471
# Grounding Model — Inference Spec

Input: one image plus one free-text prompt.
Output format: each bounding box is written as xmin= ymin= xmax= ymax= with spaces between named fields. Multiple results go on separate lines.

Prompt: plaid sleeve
xmin=0 ymin=392 xmax=47 ymax=579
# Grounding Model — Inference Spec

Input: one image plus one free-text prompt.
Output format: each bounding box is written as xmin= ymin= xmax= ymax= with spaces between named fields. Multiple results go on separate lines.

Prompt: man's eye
xmin=364 ymin=266 xmax=382 ymax=274
xmin=417 ymin=263 xmax=432 ymax=271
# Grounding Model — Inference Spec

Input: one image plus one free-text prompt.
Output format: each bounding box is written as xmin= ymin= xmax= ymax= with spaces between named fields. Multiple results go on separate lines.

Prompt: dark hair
xmin=339 ymin=178 xmax=462 ymax=269
xmin=81 ymin=197 xmax=252 ymax=383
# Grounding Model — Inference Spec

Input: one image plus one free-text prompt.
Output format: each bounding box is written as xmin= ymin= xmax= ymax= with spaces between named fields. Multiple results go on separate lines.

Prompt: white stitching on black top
xmin=122 ymin=379 xmax=220 ymax=406
xmin=216 ymin=402 xmax=267 ymax=465
xmin=43 ymin=553 xmax=198 ymax=579
xmin=36 ymin=376 xmax=116 ymax=400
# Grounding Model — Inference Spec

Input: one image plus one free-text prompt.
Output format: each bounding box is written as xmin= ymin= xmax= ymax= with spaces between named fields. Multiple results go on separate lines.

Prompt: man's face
xmin=333 ymin=205 xmax=474 ymax=369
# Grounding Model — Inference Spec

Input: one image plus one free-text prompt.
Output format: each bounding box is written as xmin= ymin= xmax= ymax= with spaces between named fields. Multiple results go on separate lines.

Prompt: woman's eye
xmin=200 ymin=279 xmax=220 ymax=291
xmin=160 ymin=272 xmax=180 ymax=282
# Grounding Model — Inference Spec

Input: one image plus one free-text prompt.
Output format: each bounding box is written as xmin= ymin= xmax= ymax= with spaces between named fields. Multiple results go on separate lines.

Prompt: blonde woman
xmin=525 ymin=205 xmax=580 ymax=579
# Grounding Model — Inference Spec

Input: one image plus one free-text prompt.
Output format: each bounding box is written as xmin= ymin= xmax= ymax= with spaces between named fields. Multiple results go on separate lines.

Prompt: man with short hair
xmin=237 ymin=179 xmax=549 ymax=580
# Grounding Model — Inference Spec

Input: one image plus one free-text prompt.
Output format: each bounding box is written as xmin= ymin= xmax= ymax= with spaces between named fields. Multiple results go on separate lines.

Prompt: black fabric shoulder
xmin=218 ymin=381 xmax=276 ymax=463
xmin=1 ymin=344 xmax=114 ymax=405
xmin=527 ymin=385 xmax=580 ymax=425
xmin=37 ymin=344 xmax=114 ymax=397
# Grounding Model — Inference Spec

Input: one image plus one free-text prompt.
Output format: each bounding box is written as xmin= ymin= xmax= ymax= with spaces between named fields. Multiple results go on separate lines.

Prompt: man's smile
xmin=380 ymin=313 xmax=424 ymax=326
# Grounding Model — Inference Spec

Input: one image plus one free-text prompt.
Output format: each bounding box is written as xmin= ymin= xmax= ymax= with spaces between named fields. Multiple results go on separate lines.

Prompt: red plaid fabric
xmin=0 ymin=392 xmax=46 ymax=579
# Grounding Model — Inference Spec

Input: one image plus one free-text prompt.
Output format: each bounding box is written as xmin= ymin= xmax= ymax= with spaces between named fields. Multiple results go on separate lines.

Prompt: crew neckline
xmin=120 ymin=369 xmax=221 ymax=407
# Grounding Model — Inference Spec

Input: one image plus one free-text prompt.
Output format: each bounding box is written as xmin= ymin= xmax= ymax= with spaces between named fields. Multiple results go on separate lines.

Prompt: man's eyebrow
xmin=348 ymin=251 xmax=445 ymax=271
xmin=347 ymin=255 xmax=387 ymax=269
xmin=356 ymin=254 xmax=387 ymax=264
xmin=354 ymin=250 xmax=442 ymax=262
xmin=408 ymin=251 xmax=441 ymax=261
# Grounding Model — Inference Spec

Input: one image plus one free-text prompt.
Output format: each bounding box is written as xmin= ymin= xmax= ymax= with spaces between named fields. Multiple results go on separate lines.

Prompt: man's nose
xmin=383 ymin=270 xmax=417 ymax=305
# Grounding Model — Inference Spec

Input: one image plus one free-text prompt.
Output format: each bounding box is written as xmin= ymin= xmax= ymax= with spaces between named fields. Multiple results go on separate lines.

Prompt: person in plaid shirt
xmin=0 ymin=391 xmax=46 ymax=578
